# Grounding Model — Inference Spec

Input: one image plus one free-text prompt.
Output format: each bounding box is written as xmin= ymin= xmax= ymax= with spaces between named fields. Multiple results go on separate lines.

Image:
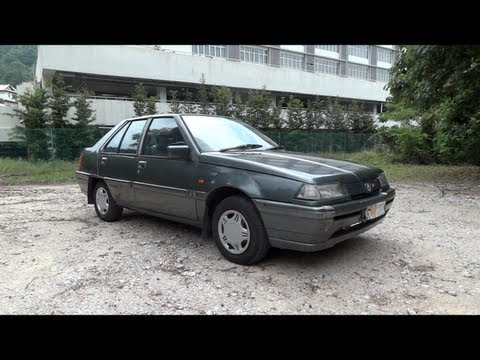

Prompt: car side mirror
xmin=167 ymin=144 xmax=190 ymax=160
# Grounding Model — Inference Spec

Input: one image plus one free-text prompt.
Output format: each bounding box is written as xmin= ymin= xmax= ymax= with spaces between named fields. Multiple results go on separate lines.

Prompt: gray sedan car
xmin=76 ymin=114 xmax=395 ymax=265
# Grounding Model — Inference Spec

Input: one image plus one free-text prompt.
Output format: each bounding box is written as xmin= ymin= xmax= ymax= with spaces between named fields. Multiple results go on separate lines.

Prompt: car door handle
xmin=138 ymin=161 xmax=147 ymax=169
xmin=100 ymin=157 xmax=108 ymax=165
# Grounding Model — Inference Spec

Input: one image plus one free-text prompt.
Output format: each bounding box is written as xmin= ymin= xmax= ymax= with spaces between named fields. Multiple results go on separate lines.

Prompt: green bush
xmin=378 ymin=126 xmax=433 ymax=164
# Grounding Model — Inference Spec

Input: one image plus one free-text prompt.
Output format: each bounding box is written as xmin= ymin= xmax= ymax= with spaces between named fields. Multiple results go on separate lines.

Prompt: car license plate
xmin=364 ymin=201 xmax=386 ymax=220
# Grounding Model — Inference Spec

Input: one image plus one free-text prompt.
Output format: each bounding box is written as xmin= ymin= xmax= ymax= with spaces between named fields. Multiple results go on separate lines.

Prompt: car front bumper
xmin=253 ymin=188 xmax=395 ymax=252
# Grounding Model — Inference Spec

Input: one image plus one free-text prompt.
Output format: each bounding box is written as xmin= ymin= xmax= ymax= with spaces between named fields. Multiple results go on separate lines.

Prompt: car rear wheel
xmin=212 ymin=195 xmax=270 ymax=265
xmin=94 ymin=181 xmax=123 ymax=222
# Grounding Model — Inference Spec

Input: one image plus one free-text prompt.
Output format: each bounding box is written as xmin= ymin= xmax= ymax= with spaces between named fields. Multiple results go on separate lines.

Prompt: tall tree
xmin=230 ymin=93 xmax=244 ymax=119
xmin=12 ymin=84 xmax=50 ymax=160
xmin=72 ymin=90 xmax=95 ymax=127
xmin=197 ymin=74 xmax=211 ymax=114
xmin=13 ymin=86 xmax=49 ymax=129
xmin=168 ymin=90 xmax=182 ymax=113
xmin=212 ymin=86 xmax=233 ymax=116
xmin=244 ymin=86 xmax=271 ymax=128
xmin=269 ymin=96 xmax=284 ymax=130
xmin=304 ymin=97 xmax=325 ymax=131
xmin=285 ymin=96 xmax=305 ymax=130
xmin=147 ymin=96 xmax=157 ymax=115
xmin=324 ymin=98 xmax=348 ymax=131
xmin=71 ymin=90 xmax=96 ymax=156
xmin=48 ymin=73 xmax=71 ymax=128
xmin=132 ymin=82 xmax=148 ymax=116
xmin=346 ymin=102 xmax=376 ymax=133
xmin=181 ymin=89 xmax=197 ymax=113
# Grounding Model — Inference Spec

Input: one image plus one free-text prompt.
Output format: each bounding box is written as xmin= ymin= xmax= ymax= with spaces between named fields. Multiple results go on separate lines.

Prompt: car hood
xmin=199 ymin=150 xmax=382 ymax=184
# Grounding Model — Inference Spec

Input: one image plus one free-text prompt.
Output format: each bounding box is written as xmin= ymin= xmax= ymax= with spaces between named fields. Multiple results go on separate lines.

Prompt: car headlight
xmin=295 ymin=183 xmax=347 ymax=200
xmin=377 ymin=173 xmax=389 ymax=187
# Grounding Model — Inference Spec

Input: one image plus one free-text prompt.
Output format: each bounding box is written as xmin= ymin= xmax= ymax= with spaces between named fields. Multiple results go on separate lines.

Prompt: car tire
xmin=93 ymin=180 xmax=123 ymax=222
xmin=212 ymin=195 xmax=271 ymax=265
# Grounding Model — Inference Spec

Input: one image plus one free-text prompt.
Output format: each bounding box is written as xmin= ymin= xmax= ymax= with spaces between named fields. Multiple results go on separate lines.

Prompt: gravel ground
xmin=1 ymin=181 xmax=479 ymax=315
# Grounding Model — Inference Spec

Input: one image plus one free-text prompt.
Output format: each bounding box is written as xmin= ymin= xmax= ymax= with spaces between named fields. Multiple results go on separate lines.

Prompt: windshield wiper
xmin=266 ymin=145 xmax=285 ymax=150
xmin=219 ymin=144 xmax=264 ymax=152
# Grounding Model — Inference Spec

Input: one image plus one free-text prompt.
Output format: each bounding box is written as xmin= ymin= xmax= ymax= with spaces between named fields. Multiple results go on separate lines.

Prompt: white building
xmin=0 ymin=84 xmax=17 ymax=106
xmin=33 ymin=45 xmax=396 ymax=125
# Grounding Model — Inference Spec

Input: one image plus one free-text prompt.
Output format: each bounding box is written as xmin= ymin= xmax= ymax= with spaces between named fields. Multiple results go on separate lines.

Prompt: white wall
xmin=348 ymin=55 xmax=369 ymax=65
xmin=159 ymin=45 xmax=193 ymax=54
xmin=0 ymin=92 xmax=15 ymax=101
xmin=314 ymin=49 xmax=340 ymax=59
xmin=377 ymin=61 xmax=392 ymax=69
xmin=280 ymin=45 xmax=305 ymax=53
xmin=0 ymin=106 xmax=20 ymax=141
xmin=36 ymin=45 xmax=390 ymax=102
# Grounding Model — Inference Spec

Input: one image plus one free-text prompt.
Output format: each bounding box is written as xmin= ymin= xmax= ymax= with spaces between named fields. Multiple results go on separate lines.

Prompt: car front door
xmin=133 ymin=116 xmax=197 ymax=221
xmin=98 ymin=119 xmax=148 ymax=207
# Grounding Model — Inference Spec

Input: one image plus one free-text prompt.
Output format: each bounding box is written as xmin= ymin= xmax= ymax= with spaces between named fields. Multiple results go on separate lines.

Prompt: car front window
xmin=181 ymin=115 xmax=276 ymax=152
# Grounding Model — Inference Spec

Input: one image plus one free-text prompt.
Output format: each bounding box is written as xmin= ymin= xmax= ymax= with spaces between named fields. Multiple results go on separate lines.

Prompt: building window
xmin=377 ymin=68 xmax=390 ymax=82
xmin=348 ymin=45 xmax=369 ymax=59
xmin=314 ymin=58 xmax=339 ymax=75
xmin=240 ymin=45 xmax=268 ymax=64
xmin=377 ymin=48 xmax=393 ymax=64
xmin=192 ymin=45 xmax=226 ymax=58
xmin=280 ymin=51 xmax=304 ymax=70
xmin=347 ymin=63 xmax=368 ymax=79
xmin=315 ymin=45 xmax=339 ymax=53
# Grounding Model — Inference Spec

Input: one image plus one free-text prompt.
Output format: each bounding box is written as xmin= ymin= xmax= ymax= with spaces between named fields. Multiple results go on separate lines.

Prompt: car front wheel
xmin=93 ymin=181 xmax=123 ymax=222
xmin=212 ymin=195 xmax=270 ymax=265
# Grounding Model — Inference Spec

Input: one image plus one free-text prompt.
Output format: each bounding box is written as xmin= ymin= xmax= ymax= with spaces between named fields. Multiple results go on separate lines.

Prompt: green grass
xmin=320 ymin=150 xmax=480 ymax=183
xmin=0 ymin=158 xmax=77 ymax=185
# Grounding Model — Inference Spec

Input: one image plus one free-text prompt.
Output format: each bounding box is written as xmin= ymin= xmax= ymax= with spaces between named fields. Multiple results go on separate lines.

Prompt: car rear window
xmin=119 ymin=120 xmax=147 ymax=154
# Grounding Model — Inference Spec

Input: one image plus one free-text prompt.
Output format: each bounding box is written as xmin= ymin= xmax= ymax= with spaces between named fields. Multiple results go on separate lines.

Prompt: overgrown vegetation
xmin=380 ymin=45 xmax=480 ymax=165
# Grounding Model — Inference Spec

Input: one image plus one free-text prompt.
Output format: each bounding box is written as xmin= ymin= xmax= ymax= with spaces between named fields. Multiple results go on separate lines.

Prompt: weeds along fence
xmin=0 ymin=127 xmax=377 ymax=164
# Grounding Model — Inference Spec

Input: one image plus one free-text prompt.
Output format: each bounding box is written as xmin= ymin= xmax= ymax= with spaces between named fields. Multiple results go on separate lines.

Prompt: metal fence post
xmin=49 ymin=128 xmax=56 ymax=174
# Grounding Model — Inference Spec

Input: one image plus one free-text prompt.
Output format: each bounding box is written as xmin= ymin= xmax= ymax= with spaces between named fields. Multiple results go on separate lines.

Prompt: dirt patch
xmin=1 ymin=181 xmax=480 ymax=314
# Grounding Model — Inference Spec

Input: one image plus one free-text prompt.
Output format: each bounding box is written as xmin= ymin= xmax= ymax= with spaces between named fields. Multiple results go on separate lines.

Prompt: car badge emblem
xmin=364 ymin=182 xmax=374 ymax=192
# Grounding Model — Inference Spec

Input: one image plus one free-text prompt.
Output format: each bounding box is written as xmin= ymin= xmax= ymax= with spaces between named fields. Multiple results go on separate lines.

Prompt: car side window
xmin=143 ymin=118 xmax=186 ymax=157
xmin=118 ymin=120 xmax=147 ymax=154
xmin=103 ymin=123 xmax=129 ymax=153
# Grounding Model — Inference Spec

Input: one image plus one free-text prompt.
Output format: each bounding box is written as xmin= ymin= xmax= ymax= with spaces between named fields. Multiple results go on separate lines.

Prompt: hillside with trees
xmin=0 ymin=46 xmax=37 ymax=86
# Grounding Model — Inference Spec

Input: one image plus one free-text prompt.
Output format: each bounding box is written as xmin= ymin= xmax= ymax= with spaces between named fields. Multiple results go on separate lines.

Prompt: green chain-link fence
xmin=0 ymin=127 xmax=377 ymax=168
xmin=262 ymin=130 xmax=377 ymax=154
xmin=0 ymin=128 xmax=111 ymax=161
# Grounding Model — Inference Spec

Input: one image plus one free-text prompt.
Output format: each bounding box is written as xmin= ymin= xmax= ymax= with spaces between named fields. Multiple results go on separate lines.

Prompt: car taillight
xmin=78 ymin=153 xmax=84 ymax=170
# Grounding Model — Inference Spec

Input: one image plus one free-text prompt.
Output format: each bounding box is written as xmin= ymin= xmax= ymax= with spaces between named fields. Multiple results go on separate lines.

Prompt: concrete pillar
xmin=227 ymin=45 xmax=240 ymax=60
xmin=370 ymin=67 xmax=377 ymax=81
xmin=270 ymin=95 xmax=276 ymax=106
xmin=370 ymin=46 xmax=377 ymax=66
xmin=156 ymin=87 xmax=167 ymax=101
xmin=339 ymin=45 xmax=348 ymax=76
xmin=269 ymin=47 xmax=280 ymax=67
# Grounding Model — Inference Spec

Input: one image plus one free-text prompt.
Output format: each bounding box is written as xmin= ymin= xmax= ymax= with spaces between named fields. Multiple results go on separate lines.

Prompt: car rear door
xmin=133 ymin=116 xmax=197 ymax=221
xmin=98 ymin=119 xmax=148 ymax=207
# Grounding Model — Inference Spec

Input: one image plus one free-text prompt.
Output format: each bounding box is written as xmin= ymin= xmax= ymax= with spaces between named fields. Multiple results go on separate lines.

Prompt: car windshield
xmin=182 ymin=115 xmax=277 ymax=152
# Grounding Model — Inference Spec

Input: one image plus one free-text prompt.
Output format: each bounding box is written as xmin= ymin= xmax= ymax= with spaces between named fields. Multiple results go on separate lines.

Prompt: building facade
xmin=0 ymin=84 xmax=17 ymax=106
xmin=33 ymin=45 xmax=396 ymax=125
